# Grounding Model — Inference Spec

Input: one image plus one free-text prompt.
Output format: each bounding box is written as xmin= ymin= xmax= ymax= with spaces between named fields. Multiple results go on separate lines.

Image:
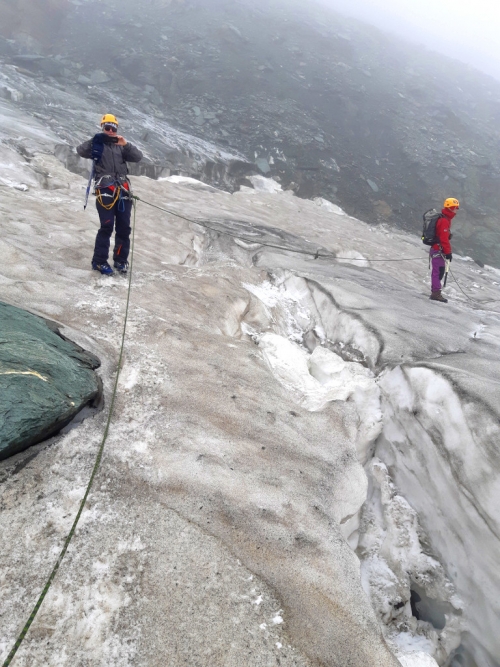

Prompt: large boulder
xmin=0 ymin=301 xmax=101 ymax=460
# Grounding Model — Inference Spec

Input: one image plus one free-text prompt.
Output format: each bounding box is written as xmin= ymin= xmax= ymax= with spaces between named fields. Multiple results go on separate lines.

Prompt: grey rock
xmin=256 ymin=158 xmax=271 ymax=174
xmin=150 ymin=90 xmax=163 ymax=106
xmin=89 ymin=69 xmax=110 ymax=84
xmin=12 ymin=54 xmax=44 ymax=63
xmin=39 ymin=58 xmax=66 ymax=78
xmin=366 ymin=179 xmax=379 ymax=192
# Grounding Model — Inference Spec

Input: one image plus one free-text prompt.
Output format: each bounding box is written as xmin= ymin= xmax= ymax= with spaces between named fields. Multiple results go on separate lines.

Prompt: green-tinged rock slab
xmin=0 ymin=301 xmax=101 ymax=460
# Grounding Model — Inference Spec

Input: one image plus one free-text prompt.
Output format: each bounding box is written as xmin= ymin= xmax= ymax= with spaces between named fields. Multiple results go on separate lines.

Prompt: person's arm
xmin=121 ymin=142 xmax=143 ymax=163
xmin=437 ymin=217 xmax=452 ymax=255
xmin=76 ymin=139 xmax=93 ymax=159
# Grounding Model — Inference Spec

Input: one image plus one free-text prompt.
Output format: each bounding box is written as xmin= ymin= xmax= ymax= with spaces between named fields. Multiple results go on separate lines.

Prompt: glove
xmin=445 ymin=253 xmax=452 ymax=261
xmin=94 ymin=132 xmax=118 ymax=144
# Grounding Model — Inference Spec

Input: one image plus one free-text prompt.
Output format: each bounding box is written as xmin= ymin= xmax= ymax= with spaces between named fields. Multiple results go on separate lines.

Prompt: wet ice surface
xmin=0 ymin=66 xmax=247 ymax=181
xmin=0 ymin=131 xmax=499 ymax=667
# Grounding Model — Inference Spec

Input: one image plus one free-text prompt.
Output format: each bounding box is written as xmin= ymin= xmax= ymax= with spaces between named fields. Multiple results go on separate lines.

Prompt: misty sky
xmin=318 ymin=0 xmax=500 ymax=80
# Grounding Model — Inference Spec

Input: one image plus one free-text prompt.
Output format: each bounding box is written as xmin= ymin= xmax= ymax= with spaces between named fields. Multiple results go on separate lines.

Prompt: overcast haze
xmin=318 ymin=0 xmax=500 ymax=80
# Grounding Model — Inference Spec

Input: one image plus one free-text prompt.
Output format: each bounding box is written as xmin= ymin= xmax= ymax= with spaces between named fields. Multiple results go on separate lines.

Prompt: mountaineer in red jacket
xmin=430 ymin=197 xmax=460 ymax=303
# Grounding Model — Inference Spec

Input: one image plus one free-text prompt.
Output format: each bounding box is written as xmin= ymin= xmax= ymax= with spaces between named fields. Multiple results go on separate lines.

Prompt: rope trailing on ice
xmin=448 ymin=266 xmax=500 ymax=310
xmin=0 ymin=200 xmax=138 ymax=667
xmin=132 ymin=195 xmax=425 ymax=262
xmin=133 ymin=195 xmax=500 ymax=312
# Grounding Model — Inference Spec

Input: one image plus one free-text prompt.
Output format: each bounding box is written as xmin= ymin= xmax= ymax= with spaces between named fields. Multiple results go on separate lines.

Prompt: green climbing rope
xmin=1 ymin=199 xmax=137 ymax=667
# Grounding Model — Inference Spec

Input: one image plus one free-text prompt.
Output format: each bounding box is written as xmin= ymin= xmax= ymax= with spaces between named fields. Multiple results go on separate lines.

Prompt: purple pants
xmin=430 ymin=250 xmax=445 ymax=291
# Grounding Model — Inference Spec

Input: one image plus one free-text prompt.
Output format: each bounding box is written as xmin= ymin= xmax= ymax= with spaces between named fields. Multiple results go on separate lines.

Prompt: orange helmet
xmin=444 ymin=197 xmax=460 ymax=210
xmin=101 ymin=113 xmax=118 ymax=126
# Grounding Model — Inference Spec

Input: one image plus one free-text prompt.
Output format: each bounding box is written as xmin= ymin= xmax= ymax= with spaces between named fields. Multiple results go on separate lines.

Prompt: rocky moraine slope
xmin=1 ymin=0 xmax=500 ymax=266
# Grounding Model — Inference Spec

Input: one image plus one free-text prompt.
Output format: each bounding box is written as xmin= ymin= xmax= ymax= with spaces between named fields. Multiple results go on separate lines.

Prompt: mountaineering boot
xmin=92 ymin=261 xmax=114 ymax=276
xmin=430 ymin=290 xmax=448 ymax=303
xmin=113 ymin=260 xmax=129 ymax=275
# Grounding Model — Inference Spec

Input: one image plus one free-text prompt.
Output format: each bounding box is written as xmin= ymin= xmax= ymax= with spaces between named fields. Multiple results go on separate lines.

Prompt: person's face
xmin=102 ymin=123 xmax=118 ymax=136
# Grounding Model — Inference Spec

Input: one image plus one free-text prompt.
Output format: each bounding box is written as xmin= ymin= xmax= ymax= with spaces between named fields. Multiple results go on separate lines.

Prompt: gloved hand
xmin=94 ymin=132 xmax=118 ymax=144
xmin=445 ymin=253 xmax=453 ymax=261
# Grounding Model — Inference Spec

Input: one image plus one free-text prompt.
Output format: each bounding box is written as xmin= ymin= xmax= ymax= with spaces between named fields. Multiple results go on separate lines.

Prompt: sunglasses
xmin=103 ymin=124 xmax=118 ymax=133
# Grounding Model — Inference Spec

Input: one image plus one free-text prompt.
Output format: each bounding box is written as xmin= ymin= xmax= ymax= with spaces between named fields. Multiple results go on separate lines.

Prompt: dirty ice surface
xmin=1 ymin=124 xmax=500 ymax=667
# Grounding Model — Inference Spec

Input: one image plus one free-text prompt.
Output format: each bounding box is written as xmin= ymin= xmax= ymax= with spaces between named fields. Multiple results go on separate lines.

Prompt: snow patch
xmin=122 ymin=366 xmax=139 ymax=390
xmin=258 ymin=333 xmax=378 ymax=415
xmin=248 ymin=175 xmax=282 ymax=193
xmin=358 ymin=455 xmax=463 ymax=664
xmin=376 ymin=365 xmax=500 ymax=665
xmin=398 ymin=653 xmax=439 ymax=667
xmin=160 ymin=175 xmax=212 ymax=187
xmin=313 ymin=197 xmax=346 ymax=215
xmin=335 ymin=248 xmax=369 ymax=267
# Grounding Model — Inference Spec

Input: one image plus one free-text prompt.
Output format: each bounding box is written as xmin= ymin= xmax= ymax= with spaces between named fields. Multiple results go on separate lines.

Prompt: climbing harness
xmin=92 ymin=176 xmax=132 ymax=216
xmin=95 ymin=185 xmax=122 ymax=210
xmin=0 ymin=200 xmax=138 ymax=667
xmin=95 ymin=184 xmax=130 ymax=212
xmin=82 ymin=133 xmax=122 ymax=210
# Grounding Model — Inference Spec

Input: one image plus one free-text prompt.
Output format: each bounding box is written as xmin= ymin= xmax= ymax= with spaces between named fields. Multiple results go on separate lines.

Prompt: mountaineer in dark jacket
xmin=77 ymin=114 xmax=143 ymax=275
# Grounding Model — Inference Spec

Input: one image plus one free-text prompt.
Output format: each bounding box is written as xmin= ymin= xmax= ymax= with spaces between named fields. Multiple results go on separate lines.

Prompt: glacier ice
xmin=0 ymin=104 xmax=499 ymax=666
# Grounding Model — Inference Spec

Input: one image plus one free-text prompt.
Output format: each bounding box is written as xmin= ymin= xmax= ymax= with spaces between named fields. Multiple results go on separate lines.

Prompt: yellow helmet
xmin=444 ymin=197 xmax=460 ymax=210
xmin=101 ymin=113 xmax=118 ymax=126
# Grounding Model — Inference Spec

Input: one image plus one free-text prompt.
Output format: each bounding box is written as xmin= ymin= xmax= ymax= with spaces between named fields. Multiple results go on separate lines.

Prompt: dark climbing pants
xmin=93 ymin=188 xmax=132 ymax=264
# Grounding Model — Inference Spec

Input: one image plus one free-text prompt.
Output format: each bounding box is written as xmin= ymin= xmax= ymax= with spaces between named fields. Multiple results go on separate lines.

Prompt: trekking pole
xmin=444 ymin=259 xmax=450 ymax=287
xmin=83 ymin=163 xmax=95 ymax=210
